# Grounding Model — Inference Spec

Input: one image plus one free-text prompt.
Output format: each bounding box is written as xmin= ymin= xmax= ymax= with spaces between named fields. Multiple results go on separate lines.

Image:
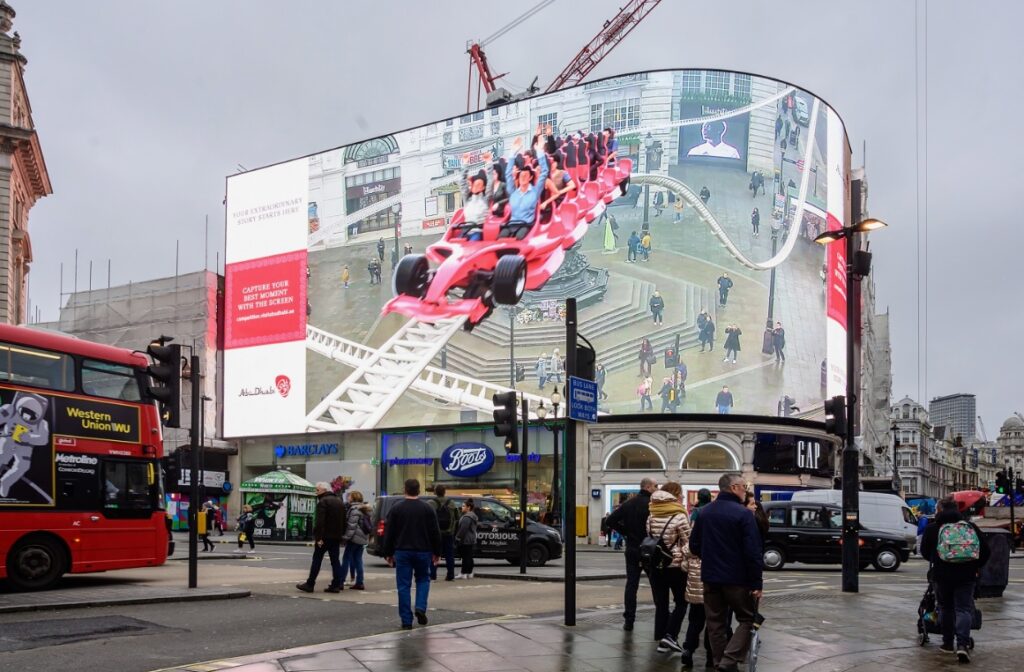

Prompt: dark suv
xmin=762 ymin=501 xmax=910 ymax=572
xmin=367 ymin=495 xmax=563 ymax=566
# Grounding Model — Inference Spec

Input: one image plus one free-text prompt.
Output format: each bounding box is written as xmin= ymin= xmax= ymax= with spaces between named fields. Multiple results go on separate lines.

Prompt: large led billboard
xmin=223 ymin=69 xmax=850 ymax=438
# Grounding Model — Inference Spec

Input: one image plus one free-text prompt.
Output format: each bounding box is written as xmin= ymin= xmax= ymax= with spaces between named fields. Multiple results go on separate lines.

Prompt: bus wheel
xmin=7 ymin=536 xmax=67 ymax=591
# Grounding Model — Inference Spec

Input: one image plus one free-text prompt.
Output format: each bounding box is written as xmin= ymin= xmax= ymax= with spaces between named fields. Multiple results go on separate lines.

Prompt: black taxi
xmin=368 ymin=495 xmax=563 ymax=566
xmin=762 ymin=500 xmax=910 ymax=572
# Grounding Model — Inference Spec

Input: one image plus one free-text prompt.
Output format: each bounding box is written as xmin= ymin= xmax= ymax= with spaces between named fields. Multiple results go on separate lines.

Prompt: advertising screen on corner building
xmin=223 ymin=69 xmax=850 ymax=438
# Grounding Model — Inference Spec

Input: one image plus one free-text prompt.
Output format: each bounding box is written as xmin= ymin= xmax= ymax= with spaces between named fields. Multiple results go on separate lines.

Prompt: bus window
xmin=103 ymin=461 xmax=154 ymax=512
xmin=81 ymin=359 xmax=143 ymax=401
xmin=0 ymin=342 xmax=74 ymax=391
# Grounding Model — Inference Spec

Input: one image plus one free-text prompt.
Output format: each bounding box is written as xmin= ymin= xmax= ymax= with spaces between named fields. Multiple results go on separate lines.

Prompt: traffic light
xmin=492 ymin=390 xmax=519 ymax=454
xmin=823 ymin=395 xmax=846 ymax=437
xmin=779 ymin=395 xmax=799 ymax=417
xmin=515 ymin=363 xmax=526 ymax=382
xmin=995 ymin=471 xmax=1008 ymax=494
xmin=664 ymin=348 xmax=678 ymax=369
xmin=576 ymin=344 xmax=596 ymax=382
xmin=147 ymin=336 xmax=182 ymax=428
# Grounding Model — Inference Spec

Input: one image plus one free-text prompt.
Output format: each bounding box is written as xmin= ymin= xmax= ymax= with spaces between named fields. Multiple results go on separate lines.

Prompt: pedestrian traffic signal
xmin=664 ymin=348 xmax=678 ymax=369
xmin=995 ymin=471 xmax=1008 ymax=494
xmin=778 ymin=394 xmax=799 ymax=417
xmin=492 ymin=390 xmax=519 ymax=453
xmin=823 ymin=395 xmax=846 ymax=437
xmin=147 ymin=336 xmax=182 ymax=428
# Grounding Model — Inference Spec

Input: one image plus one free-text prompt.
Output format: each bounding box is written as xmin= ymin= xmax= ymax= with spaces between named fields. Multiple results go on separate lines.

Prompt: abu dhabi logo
xmin=275 ymin=375 xmax=291 ymax=398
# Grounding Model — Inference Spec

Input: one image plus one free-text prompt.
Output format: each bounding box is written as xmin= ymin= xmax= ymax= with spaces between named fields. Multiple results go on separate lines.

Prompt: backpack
xmin=359 ymin=510 xmax=373 ymax=536
xmin=936 ymin=521 xmax=981 ymax=563
xmin=435 ymin=498 xmax=457 ymax=535
xmin=639 ymin=515 xmax=679 ymax=572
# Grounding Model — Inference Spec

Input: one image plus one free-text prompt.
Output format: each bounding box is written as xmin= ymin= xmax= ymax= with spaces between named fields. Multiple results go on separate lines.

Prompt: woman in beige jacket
xmin=646 ymin=483 xmax=691 ymax=654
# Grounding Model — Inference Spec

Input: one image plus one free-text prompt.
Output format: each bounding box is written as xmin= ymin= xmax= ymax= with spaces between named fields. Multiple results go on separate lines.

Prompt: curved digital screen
xmin=223 ymin=69 xmax=850 ymax=437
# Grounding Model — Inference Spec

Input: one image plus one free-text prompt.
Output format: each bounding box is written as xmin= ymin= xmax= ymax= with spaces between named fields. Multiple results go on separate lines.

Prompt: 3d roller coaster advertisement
xmin=222 ymin=69 xmax=850 ymax=438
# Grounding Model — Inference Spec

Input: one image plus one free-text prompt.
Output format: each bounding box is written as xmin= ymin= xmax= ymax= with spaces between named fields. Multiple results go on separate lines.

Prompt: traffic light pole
xmin=841 ymin=228 xmax=860 ymax=594
xmin=564 ymin=298 xmax=577 ymax=626
xmin=188 ymin=353 xmax=201 ymax=589
xmin=519 ymin=395 xmax=529 ymax=575
xmin=1010 ymin=466 xmax=1016 ymax=553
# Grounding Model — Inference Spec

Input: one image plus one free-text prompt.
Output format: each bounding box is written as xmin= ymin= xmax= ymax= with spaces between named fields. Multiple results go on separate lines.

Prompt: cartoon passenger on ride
xmin=503 ymin=136 xmax=548 ymax=239
xmin=0 ymin=392 xmax=51 ymax=499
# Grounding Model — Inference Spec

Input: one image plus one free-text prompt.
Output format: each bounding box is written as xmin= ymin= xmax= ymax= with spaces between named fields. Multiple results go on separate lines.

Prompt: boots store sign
xmin=441 ymin=443 xmax=495 ymax=478
xmin=752 ymin=433 xmax=836 ymax=478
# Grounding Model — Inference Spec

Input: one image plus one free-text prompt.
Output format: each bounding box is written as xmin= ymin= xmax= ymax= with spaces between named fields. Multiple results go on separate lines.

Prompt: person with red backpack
xmin=920 ymin=497 xmax=990 ymax=663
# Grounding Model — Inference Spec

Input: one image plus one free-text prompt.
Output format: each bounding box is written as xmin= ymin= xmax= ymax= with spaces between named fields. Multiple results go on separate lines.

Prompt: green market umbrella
xmin=240 ymin=469 xmax=316 ymax=496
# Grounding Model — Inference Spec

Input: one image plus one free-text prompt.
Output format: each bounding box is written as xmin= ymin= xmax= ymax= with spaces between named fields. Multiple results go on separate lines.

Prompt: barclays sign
xmin=441 ymin=443 xmax=495 ymax=478
xmin=274 ymin=443 xmax=339 ymax=459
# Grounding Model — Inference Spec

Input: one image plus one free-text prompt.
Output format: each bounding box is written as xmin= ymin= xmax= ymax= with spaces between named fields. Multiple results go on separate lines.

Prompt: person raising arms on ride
xmin=540 ymin=151 xmax=576 ymax=222
xmin=503 ymin=136 xmax=549 ymax=238
xmin=458 ymin=152 xmax=489 ymax=240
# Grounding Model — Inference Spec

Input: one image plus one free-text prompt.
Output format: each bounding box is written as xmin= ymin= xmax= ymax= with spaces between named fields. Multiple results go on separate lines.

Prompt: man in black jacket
xmin=297 ymin=482 xmax=345 ymax=593
xmin=690 ymin=473 xmax=763 ymax=672
xmin=382 ymin=479 xmax=441 ymax=629
xmin=920 ymin=497 xmax=990 ymax=663
xmin=605 ymin=477 xmax=658 ymax=631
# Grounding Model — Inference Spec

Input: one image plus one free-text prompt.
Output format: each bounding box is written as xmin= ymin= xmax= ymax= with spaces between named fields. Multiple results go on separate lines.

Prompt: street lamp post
xmin=536 ymin=388 xmax=563 ymax=527
xmin=814 ymin=215 xmax=888 ymax=594
xmin=762 ymin=220 xmax=782 ymax=355
xmin=642 ymin=133 xmax=652 ymax=230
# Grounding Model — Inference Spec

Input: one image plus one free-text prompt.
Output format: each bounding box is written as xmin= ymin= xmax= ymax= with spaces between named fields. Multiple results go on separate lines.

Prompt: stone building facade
xmin=0 ymin=2 xmax=51 ymax=324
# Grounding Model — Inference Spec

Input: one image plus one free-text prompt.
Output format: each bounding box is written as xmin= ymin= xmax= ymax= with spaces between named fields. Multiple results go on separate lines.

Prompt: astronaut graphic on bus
xmin=0 ymin=392 xmax=51 ymax=499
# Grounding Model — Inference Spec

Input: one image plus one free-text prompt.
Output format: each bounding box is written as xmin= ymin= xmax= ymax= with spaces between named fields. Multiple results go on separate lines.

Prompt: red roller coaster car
xmin=383 ymin=158 xmax=632 ymax=329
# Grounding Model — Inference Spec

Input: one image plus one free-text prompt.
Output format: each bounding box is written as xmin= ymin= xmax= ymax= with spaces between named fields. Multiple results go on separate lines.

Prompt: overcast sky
xmin=13 ymin=0 xmax=1024 ymax=432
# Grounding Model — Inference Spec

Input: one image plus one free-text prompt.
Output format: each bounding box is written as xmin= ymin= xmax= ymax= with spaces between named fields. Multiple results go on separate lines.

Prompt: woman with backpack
xmin=455 ymin=499 xmax=479 ymax=580
xmin=645 ymin=482 xmax=691 ymax=655
xmin=340 ymin=490 xmax=372 ymax=590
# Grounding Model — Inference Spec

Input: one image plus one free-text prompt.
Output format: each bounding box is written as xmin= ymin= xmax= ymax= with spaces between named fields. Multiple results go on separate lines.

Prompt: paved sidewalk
xmin=0 ymin=583 xmax=249 ymax=614
xmin=155 ymin=578 xmax=1023 ymax=672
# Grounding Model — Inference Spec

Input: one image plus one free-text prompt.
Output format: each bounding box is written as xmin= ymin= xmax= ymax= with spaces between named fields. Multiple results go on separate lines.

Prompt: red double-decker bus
xmin=0 ymin=324 xmax=171 ymax=590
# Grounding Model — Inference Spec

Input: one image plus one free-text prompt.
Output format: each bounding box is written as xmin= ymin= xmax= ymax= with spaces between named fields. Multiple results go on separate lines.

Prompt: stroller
xmin=916 ymin=573 xmax=980 ymax=648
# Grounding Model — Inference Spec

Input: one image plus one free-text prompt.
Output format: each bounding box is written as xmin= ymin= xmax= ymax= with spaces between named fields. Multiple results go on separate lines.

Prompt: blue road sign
xmin=568 ymin=376 xmax=598 ymax=423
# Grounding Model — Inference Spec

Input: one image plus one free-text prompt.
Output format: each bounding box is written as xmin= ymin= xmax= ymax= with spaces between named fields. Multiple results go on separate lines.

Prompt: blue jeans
xmin=718 ymin=405 xmax=731 ymax=414
xmin=340 ymin=542 xmax=365 ymax=585
xmin=431 ymin=535 xmax=455 ymax=580
xmin=936 ymin=581 xmax=975 ymax=649
xmin=394 ymin=550 xmax=433 ymax=626
xmin=306 ymin=539 xmax=342 ymax=588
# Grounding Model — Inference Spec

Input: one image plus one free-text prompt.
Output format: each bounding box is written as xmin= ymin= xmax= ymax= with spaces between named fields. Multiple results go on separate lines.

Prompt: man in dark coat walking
xmin=605 ymin=478 xmax=658 ymax=631
xmin=772 ymin=321 xmax=786 ymax=363
xmin=920 ymin=497 xmax=990 ymax=662
xmin=297 ymin=482 xmax=345 ymax=593
xmin=690 ymin=474 xmax=763 ymax=672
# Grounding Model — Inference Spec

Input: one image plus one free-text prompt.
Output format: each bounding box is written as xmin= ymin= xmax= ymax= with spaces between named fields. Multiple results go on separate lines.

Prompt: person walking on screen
xmin=382 ymin=479 xmax=441 ymax=629
xmin=296 ymin=482 xmax=345 ymax=593
xmin=772 ymin=321 xmax=786 ymax=363
xmin=702 ymin=317 xmax=716 ymax=353
xmin=429 ymin=485 xmax=459 ymax=581
xmin=689 ymin=474 xmax=764 ymax=672
xmin=627 ymin=230 xmax=640 ymax=263
xmin=377 ymin=237 xmax=385 ymax=262
xmin=920 ymin=497 xmax=990 ymax=663
xmin=715 ymin=386 xmax=734 ymax=415
xmin=650 ymin=290 xmax=665 ymax=326
xmin=751 ymin=208 xmax=760 ymax=238
xmin=536 ymin=353 xmax=549 ymax=390
xmin=723 ymin=324 xmax=742 ymax=364
xmin=717 ymin=273 xmax=733 ymax=307
xmin=454 ymin=499 xmax=479 ymax=580
xmin=605 ymin=477 xmax=658 ymax=631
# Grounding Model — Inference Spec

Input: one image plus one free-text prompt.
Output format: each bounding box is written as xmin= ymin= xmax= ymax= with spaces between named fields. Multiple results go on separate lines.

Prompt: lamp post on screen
xmin=814 ymin=215 xmax=888 ymax=593
xmin=391 ymin=203 xmax=402 ymax=270
xmin=641 ymin=133 xmax=651 ymax=230
xmin=762 ymin=219 xmax=783 ymax=355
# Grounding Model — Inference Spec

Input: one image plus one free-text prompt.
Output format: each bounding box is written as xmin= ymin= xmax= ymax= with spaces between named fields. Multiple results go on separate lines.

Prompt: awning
xmin=240 ymin=469 xmax=316 ymax=495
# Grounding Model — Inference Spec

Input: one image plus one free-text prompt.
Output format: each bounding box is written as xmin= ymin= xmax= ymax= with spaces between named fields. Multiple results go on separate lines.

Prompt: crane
xmin=466 ymin=0 xmax=663 ymax=110
xmin=978 ymin=415 xmax=989 ymax=442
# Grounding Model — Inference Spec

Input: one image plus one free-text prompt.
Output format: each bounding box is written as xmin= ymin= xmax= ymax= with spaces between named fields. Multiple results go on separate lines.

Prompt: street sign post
xmin=568 ymin=376 xmax=598 ymax=423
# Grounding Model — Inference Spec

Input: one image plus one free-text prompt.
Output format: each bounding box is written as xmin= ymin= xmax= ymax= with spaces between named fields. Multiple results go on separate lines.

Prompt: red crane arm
xmin=544 ymin=0 xmax=663 ymax=93
xmin=468 ymin=43 xmax=499 ymax=94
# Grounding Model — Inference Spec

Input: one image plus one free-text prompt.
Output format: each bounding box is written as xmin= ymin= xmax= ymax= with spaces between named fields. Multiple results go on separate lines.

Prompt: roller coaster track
xmin=631 ymin=97 xmax=821 ymax=272
xmin=305 ymin=323 xmax=557 ymax=431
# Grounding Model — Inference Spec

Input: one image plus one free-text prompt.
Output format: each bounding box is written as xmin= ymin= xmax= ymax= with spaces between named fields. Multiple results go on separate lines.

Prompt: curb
xmin=0 ymin=588 xmax=251 ymax=615
xmin=167 ymin=553 xmax=240 ymax=561
xmin=472 ymin=572 xmax=625 ymax=583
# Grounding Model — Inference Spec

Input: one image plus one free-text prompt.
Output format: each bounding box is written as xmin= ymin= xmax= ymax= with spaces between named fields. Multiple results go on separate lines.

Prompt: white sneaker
xmin=466 ymin=573 xmax=473 ymax=579
xmin=723 ymin=358 xmax=729 ymax=362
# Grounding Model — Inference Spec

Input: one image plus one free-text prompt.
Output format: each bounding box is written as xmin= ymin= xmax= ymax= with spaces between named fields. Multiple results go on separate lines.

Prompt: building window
xmin=460 ymin=112 xmax=484 ymax=124
xmin=590 ymin=98 xmax=641 ymax=133
xmin=537 ymin=112 xmax=558 ymax=135
xmin=459 ymin=124 xmax=484 ymax=142
xmin=733 ymin=73 xmax=751 ymax=100
xmin=343 ymin=136 xmax=398 ymax=164
xmin=604 ymin=443 xmax=666 ymax=470
xmin=681 ymin=443 xmax=737 ymax=470
xmin=705 ymin=71 xmax=730 ymax=97
xmin=443 ymin=132 xmax=453 ymax=146
xmin=491 ymin=121 xmax=501 ymax=136
xmin=682 ymin=71 xmax=702 ymax=95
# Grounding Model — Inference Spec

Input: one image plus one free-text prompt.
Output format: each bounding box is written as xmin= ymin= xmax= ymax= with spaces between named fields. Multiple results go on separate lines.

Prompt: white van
xmin=790 ymin=490 xmax=918 ymax=551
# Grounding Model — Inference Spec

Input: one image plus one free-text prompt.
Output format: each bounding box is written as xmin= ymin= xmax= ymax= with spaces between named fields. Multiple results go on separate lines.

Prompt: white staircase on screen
xmin=305 ymin=323 xmax=558 ymax=430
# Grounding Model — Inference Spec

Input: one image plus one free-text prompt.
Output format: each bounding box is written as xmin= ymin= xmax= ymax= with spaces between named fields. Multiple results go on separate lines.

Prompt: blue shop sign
xmin=441 ymin=442 xmax=495 ymax=478
xmin=275 ymin=443 xmax=339 ymax=459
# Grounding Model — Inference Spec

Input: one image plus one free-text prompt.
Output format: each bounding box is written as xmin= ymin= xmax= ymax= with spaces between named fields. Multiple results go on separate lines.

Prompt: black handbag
xmin=639 ymin=515 xmax=678 ymax=571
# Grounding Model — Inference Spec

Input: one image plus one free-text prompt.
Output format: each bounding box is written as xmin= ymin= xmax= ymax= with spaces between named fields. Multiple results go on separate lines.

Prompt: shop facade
xmin=583 ymin=416 xmax=838 ymax=543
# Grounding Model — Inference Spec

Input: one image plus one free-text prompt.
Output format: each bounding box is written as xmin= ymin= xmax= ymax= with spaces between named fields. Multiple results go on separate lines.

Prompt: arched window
xmin=603 ymin=443 xmax=666 ymax=470
xmin=344 ymin=136 xmax=399 ymax=164
xmin=681 ymin=442 xmax=739 ymax=470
